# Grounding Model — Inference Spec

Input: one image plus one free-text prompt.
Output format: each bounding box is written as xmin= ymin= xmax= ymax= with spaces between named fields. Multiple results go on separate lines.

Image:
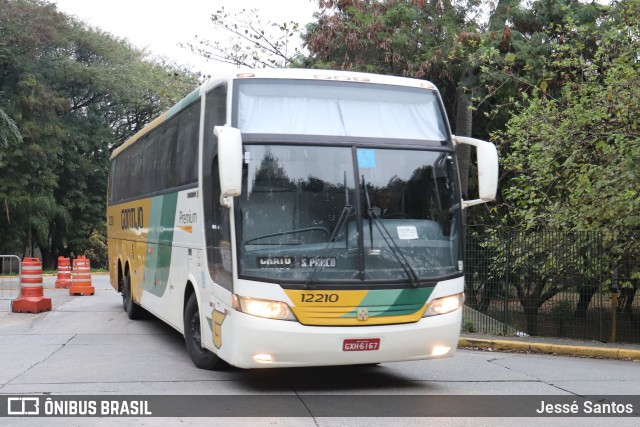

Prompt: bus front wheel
xmin=184 ymin=292 xmax=223 ymax=370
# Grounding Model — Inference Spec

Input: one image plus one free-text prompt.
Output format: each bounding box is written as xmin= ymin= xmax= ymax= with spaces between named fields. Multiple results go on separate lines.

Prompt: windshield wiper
xmin=304 ymin=171 xmax=352 ymax=289
xmin=245 ymin=227 xmax=330 ymax=245
xmin=362 ymin=176 xmax=420 ymax=287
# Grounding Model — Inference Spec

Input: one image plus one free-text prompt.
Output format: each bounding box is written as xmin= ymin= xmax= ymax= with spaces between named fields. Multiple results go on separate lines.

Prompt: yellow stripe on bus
xmin=285 ymin=289 xmax=427 ymax=326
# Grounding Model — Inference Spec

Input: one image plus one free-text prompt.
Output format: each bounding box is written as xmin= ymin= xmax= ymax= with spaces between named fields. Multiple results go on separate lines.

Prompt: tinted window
xmin=201 ymin=85 xmax=231 ymax=289
xmin=109 ymin=98 xmax=201 ymax=204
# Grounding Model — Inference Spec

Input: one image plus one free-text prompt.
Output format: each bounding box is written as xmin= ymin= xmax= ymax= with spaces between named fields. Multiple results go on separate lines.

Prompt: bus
xmin=107 ymin=68 xmax=498 ymax=369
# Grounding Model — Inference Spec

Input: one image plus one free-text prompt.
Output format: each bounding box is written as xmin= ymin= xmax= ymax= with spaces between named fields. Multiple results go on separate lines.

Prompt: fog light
xmin=253 ymin=354 xmax=273 ymax=364
xmin=431 ymin=345 xmax=451 ymax=357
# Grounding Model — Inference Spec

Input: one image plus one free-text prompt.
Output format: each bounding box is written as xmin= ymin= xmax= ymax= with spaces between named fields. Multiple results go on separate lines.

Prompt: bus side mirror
xmin=454 ymin=136 xmax=499 ymax=208
xmin=214 ymin=126 xmax=243 ymax=208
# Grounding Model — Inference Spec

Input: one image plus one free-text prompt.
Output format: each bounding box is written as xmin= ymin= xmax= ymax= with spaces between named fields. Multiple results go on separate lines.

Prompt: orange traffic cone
xmin=12 ymin=257 xmax=52 ymax=313
xmin=69 ymin=256 xmax=95 ymax=296
xmin=55 ymin=256 xmax=72 ymax=288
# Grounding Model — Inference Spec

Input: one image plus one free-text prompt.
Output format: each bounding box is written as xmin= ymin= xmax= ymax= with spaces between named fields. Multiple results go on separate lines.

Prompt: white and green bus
xmin=107 ymin=69 xmax=498 ymax=369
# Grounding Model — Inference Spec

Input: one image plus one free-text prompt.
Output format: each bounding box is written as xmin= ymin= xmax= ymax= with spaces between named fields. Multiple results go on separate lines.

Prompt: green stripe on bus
xmin=141 ymin=196 xmax=160 ymax=295
xmin=374 ymin=287 xmax=432 ymax=316
xmin=142 ymin=193 xmax=178 ymax=297
xmin=156 ymin=192 xmax=178 ymax=292
xmin=167 ymin=87 xmax=200 ymax=118
xmin=340 ymin=288 xmax=432 ymax=318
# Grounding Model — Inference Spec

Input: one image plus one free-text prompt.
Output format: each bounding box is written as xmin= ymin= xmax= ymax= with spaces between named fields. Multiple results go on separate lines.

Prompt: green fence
xmin=464 ymin=230 xmax=639 ymax=343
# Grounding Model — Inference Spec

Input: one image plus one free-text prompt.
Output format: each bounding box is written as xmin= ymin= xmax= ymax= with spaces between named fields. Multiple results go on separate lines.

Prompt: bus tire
xmin=184 ymin=292 xmax=223 ymax=370
xmin=123 ymin=271 xmax=145 ymax=320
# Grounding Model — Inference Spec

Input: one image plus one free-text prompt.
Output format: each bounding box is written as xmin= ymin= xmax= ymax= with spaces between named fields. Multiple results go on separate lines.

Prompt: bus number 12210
xmin=300 ymin=293 xmax=339 ymax=303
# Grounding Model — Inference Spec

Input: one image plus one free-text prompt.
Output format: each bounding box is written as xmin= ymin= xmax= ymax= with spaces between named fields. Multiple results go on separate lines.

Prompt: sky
xmin=52 ymin=0 xmax=319 ymax=74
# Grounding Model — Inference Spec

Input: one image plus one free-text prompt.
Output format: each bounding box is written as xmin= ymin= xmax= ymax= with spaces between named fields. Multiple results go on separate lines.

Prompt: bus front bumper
xmin=222 ymin=309 xmax=462 ymax=369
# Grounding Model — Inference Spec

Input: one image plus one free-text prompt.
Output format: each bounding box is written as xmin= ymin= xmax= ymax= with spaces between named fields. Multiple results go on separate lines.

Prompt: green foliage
xmin=84 ymin=229 xmax=108 ymax=270
xmin=462 ymin=317 xmax=476 ymax=333
xmin=494 ymin=0 xmax=640 ymax=276
xmin=0 ymin=0 xmax=199 ymax=267
xmin=5 ymin=194 xmax=70 ymax=256
xmin=303 ymin=1 xmax=473 ymax=83
xmin=0 ymin=108 xmax=23 ymax=148
xmin=470 ymin=0 xmax=609 ymax=138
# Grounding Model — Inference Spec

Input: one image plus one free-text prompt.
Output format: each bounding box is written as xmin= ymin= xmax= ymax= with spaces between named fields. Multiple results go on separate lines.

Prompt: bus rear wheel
xmin=184 ymin=292 xmax=223 ymax=370
xmin=122 ymin=271 xmax=145 ymax=320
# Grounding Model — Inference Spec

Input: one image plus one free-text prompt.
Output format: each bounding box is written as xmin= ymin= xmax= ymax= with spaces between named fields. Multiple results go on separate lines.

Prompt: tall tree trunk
xmin=523 ymin=303 xmax=539 ymax=336
xmin=25 ymin=228 xmax=33 ymax=258
xmin=574 ymin=284 xmax=598 ymax=318
xmin=40 ymin=246 xmax=53 ymax=270
xmin=455 ymin=85 xmax=472 ymax=200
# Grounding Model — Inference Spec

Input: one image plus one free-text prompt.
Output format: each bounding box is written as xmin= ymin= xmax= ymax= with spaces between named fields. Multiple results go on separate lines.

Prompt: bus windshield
xmin=236 ymin=79 xmax=447 ymax=141
xmin=236 ymin=145 xmax=462 ymax=285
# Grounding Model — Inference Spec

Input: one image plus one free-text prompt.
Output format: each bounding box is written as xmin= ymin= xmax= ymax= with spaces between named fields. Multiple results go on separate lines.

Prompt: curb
xmin=458 ymin=338 xmax=640 ymax=361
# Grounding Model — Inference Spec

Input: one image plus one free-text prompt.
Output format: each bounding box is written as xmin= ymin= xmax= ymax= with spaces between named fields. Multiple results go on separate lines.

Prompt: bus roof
xmin=111 ymin=68 xmax=439 ymax=159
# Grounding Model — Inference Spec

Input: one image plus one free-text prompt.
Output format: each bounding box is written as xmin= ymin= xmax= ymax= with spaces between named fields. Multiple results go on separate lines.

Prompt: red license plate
xmin=343 ymin=338 xmax=380 ymax=351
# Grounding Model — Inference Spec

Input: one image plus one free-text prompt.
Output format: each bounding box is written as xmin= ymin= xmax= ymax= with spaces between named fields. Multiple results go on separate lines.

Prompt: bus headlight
xmin=233 ymin=295 xmax=296 ymax=321
xmin=423 ymin=293 xmax=465 ymax=317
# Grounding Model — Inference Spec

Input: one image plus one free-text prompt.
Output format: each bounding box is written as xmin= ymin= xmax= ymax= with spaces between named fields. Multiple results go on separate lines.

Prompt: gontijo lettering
xmin=121 ymin=207 xmax=143 ymax=230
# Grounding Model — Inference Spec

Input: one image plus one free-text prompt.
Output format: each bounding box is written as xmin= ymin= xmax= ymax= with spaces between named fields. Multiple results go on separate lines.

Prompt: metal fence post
xmin=598 ymin=233 xmax=603 ymax=342
xmin=503 ymin=233 xmax=511 ymax=336
xmin=610 ymin=267 xmax=618 ymax=343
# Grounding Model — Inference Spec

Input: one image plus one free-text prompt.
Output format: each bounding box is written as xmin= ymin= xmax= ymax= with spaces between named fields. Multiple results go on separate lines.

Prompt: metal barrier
xmin=0 ymin=255 xmax=22 ymax=311
xmin=464 ymin=230 xmax=639 ymax=343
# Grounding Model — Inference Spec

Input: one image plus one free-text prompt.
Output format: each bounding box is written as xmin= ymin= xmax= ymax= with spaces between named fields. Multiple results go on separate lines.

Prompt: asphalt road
xmin=1 ymin=275 xmax=639 ymax=426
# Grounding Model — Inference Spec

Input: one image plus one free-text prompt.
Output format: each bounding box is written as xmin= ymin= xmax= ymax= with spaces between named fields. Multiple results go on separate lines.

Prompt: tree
xmin=5 ymin=194 xmax=70 ymax=260
xmin=0 ymin=108 xmax=22 ymax=227
xmin=492 ymin=0 xmax=640 ymax=325
xmin=0 ymin=0 xmax=199 ymax=266
xmin=0 ymin=107 xmax=22 ymax=148
xmin=184 ymin=7 xmax=306 ymax=69
xmin=471 ymin=0 xmax=607 ymax=134
xmin=461 ymin=0 xmax=615 ymax=314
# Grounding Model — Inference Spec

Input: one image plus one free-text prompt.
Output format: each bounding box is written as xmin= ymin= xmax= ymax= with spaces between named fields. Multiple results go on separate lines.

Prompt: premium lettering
xmin=179 ymin=210 xmax=197 ymax=225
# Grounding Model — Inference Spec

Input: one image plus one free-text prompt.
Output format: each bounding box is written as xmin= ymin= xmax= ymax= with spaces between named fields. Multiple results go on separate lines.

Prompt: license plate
xmin=343 ymin=338 xmax=380 ymax=351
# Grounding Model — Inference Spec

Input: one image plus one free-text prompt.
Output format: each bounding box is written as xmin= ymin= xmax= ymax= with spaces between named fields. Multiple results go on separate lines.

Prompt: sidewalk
xmin=458 ymin=332 xmax=640 ymax=361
